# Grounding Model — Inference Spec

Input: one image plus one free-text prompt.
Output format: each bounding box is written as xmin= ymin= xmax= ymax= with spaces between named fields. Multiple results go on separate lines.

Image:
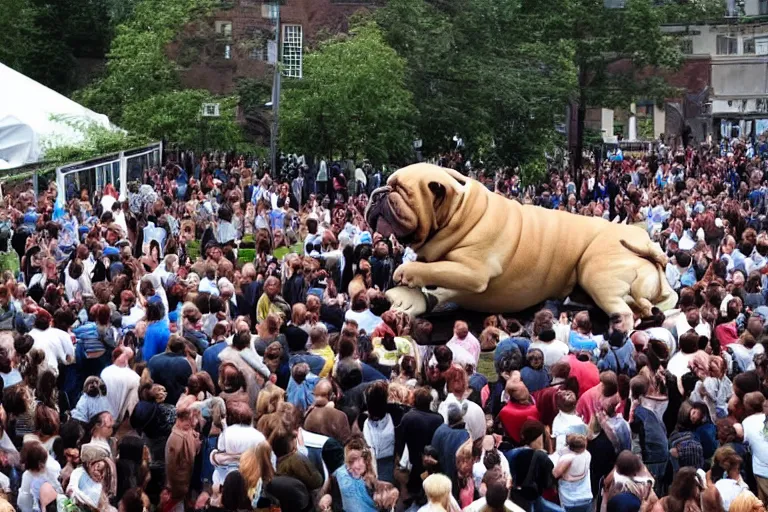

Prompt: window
xmin=282 ymin=25 xmax=302 ymax=78
xmin=240 ymin=0 xmax=257 ymax=5
xmin=716 ymin=35 xmax=738 ymax=55
xmin=262 ymin=3 xmax=279 ymax=19
xmin=761 ymin=0 xmax=768 ymax=15
xmin=680 ymin=39 xmax=693 ymax=55
xmin=215 ymin=21 xmax=233 ymax=38
xmin=246 ymin=27 xmax=270 ymax=60
xmin=214 ymin=42 xmax=232 ymax=59
xmin=758 ymin=38 xmax=768 ymax=55
xmin=744 ymin=38 xmax=755 ymax=54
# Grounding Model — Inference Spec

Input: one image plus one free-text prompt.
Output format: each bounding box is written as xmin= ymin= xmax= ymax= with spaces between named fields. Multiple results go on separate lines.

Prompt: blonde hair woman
xmin=319 ymin=436 xmax=398 ymax=512
xmin=422 ymin=473 xmax=461 ymax=512
xmin=254 ymin=383 xmax=285 ymax=430
xmin=729 ymin=491 xmax=766 ymax=512
xmin=455 ymin=438 xmax=477 ymax=508
xmin=239 ymin=443 xmax=275 ymax=509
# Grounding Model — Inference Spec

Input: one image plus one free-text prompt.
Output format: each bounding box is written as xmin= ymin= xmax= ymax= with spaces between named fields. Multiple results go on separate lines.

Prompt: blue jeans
xmin=646 ymin=460 xmax=668 ymax=498
xmin=564 ymin=502 xmax=592 ymax=512
xmin=534 ymin=497 xmax=565 ymax=512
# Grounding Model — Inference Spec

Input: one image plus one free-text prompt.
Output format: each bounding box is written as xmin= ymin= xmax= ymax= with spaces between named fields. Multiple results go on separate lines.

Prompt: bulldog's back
xmin=450 ymin=190 xmax=635 ymax=312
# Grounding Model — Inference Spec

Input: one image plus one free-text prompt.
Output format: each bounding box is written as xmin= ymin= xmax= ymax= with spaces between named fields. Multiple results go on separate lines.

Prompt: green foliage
xmin=637 ymin=117 xmax=654 ymax=140
xmin=73 ymin=0 xmax=248 ymax=149
xmin=377 ymin=0 xmax=577 ymax=180
xmin=41 ymin=116 xmax=150 ymax=165
xmin=236 ymin=78 xmax=273 ymax=142
xmin=658 ymin=0 xmax=727 ymax=23
xmin=75 ymin=0 xmax=217 ymax=123
xmin=105 ymin=0 xmax=141 ymax=25
xmin=280 ymin=22 xmax=416 ymax=165
xmin=122 ymin=91 xmax=242 ymax=150
xmin=0 ymin=0 xmax=37 ymax=73
xmin=515 ymin=0 xmax=720 ymax=169
xmin=1 ymin=0 xmax=112 ymax=94
xmin=236 ymin=78 xmax=272 ymax=116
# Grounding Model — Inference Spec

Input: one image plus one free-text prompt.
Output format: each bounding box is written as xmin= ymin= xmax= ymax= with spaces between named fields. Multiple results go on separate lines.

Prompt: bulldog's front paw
xmin=393 ymin=263 xmax=425 ymax=288
xmin=386 ymin=286 xmax=428 ymax=317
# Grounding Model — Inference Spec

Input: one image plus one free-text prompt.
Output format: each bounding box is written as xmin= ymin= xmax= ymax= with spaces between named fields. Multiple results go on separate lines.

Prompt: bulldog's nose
xmin=366 ymin=186 xmax=391 ymax=222
xmin=369 ymin=186 xmax=391 ymax=205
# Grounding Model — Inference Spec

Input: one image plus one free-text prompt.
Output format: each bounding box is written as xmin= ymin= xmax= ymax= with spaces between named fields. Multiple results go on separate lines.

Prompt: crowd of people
xmin=0 ymin=141 xmax=766 ymax=512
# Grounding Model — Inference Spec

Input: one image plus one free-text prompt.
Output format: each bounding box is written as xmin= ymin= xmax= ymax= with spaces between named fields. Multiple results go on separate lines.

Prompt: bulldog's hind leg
xmin=577 ymin=264 xmax=636 ymax=331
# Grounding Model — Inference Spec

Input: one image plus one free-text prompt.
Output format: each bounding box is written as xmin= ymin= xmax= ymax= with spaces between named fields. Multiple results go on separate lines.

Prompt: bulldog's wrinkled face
xmin=365 ymin=164 xmax=466 ymax=248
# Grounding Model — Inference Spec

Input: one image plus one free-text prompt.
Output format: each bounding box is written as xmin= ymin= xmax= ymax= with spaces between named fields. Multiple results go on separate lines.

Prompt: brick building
xmin=171 ymin=0 xmax=381 ymax=95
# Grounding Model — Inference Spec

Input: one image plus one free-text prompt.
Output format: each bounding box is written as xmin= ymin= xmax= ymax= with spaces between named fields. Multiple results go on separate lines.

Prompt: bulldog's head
xmin=365 ymin=164 xmax=467 ymax=249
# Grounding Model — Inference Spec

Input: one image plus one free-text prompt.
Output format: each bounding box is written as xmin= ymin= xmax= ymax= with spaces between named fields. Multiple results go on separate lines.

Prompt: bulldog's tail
xmin=619 ymin=239 xmax=669 ymax=268
xmin=620 ymin=239 xmax=678 ymax=312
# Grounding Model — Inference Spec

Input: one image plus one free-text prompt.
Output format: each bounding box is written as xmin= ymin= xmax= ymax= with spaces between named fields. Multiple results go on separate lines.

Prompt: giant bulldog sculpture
xmin=365 ymin=164 xmax=677 ymax=329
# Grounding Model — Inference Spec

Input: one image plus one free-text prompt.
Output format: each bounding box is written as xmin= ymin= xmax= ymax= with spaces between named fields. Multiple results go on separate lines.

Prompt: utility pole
xmin=270 ymin=1 xmax=281 ymax=175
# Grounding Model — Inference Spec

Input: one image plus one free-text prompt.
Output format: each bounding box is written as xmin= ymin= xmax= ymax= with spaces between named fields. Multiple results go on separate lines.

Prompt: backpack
xmin=669 ymin=431 xmax=704 ymax=469
xmin=726 ymin=346 xmax=743 ymax=377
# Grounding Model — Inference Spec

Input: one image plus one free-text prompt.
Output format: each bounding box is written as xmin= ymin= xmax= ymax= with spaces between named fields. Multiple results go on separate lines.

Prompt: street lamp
xmin=268 ymin=1 xmax=281 ymax=175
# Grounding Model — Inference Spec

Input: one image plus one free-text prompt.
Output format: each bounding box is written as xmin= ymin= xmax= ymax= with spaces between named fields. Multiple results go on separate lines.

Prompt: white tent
xmin=0 ymin=62 xmax=115 ymax=169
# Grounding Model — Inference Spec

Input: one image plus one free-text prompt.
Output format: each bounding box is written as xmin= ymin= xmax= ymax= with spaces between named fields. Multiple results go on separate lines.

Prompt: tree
xmin=377 ymin=0 xmax=577 ymax=180
xmin=122 ymin=91 xmax=243 ymax=150
xmin=280 ymin=22 xmax=416 ymax=165
xmin=1 ymin=0 xmax=112 ymax=95
xmin=75 ymin=0 xmax=217 ymax=123
xmin=0 ymin=0 xmax=37 ymax=73
xmin=236 ymin=77 xmax=273 ymax=142
xmin=74 ymin=0 xmax=249 ymax=149
xmin=378 ymin=0 xmax=724 ymax=179
xmin=519 ymin=0 xmax=726 ymax=171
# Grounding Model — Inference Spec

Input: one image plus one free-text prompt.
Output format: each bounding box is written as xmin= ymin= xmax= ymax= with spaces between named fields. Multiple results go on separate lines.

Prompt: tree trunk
xmin=572 ymin=65 xmax=588 ymax=180
xmin=574 ymin=98 xmax=586 ymax=174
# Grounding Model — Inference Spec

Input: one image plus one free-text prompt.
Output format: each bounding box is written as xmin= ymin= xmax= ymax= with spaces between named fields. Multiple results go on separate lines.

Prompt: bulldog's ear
xmin=428 ymin=182 xmax=446 ymax=204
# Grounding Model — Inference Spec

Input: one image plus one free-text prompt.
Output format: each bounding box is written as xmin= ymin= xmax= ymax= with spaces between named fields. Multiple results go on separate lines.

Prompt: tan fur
xmin=372 ymin=164 xmax=677 ymax=326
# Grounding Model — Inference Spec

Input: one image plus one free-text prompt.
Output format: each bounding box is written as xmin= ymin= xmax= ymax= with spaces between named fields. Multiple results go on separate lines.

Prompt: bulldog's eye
xmin=428 ymin=182 xmax=446 ymax=201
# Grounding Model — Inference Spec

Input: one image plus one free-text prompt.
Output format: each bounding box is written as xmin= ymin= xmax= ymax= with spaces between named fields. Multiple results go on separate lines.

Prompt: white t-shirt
xmin=29 ymin=328 xmax=72 ymax=376
xmin=213 ymin=424 xmax=266 ymax=485
xmin=646 ymin=327 xmax=677 ymax=355
xmin=715 ymin=478 xmax=749 ymax=511
xmin=667 ymin=352 xmax=696 ymax=380
xmin=462 ymin=498 xmax=526 ymax=512
xmin=50 ymin=328 xmax=75 ymax=362
xmin=344 ymin=309 xmax=382 ymax=335
xmin=743 ymin=413 xmax=768 ymax=478
xmin=729 ymin=343 xmax=765 ymax=372
xmin=472 ymin=449 xmax=511 ymax=489
xmin=528 ymin=340 xmax=569 ymax=368
xmin=101 ymin=364 xmax=141 ymax=421
xmin=552 ymin=412 xmax=587 ymax=452
xmin=552 ymin=450 xmax=592 ymax=507
xmin=438 ymin=394 xmax=486 ymax=442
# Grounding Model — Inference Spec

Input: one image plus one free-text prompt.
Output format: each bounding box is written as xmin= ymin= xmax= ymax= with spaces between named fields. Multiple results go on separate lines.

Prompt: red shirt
xmin=532 ymin=384 xmax=562 ymax=427
xmin=567 ymin=354 xmax=600 ymax=396
xmin=498 ymin=402 xmax=540 ymax=443
xmin=575 ymin=384 xmax=625 ymax=425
